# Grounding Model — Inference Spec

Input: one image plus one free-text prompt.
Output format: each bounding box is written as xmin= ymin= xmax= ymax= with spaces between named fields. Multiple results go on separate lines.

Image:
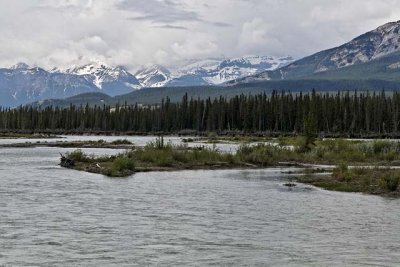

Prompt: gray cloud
xmin=153 ymin=24 xmax=188 ymax=30
xmin=120 ymin=0 xmax=201 ymax=23
xmin=0 ymin=0 xmax=400 ymax=71
xmin=210 ymin=22 xmax=232 ymax=28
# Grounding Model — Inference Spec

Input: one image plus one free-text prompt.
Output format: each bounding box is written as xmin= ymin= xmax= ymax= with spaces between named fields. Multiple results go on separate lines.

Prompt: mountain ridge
xmin=229 ymin=20 xmax=400 ymax=85
xmin=0 ymin=55 xmax=292 ymax=107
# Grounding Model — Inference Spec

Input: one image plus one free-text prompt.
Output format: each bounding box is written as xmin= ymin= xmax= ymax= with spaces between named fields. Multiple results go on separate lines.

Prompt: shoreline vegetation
xmin=0 ymin=132 xmax=60 ymax=139
xmin=0 ymin=139 xmax=135 ymax=149
xmin=3 ymin=130 xmax=400 ymax=139
xmin=59 ymin=136 xmax=400 ymax=196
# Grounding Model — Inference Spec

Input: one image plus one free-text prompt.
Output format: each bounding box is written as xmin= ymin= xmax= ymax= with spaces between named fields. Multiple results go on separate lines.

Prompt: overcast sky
xmin=0 ymin=0 xmax=400 ymax=70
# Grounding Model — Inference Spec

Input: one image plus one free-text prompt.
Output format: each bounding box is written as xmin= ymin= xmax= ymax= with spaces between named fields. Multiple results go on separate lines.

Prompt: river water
xmin=1 ymin=137 xmax=400 ymax=266
xmin=0 ymin=135 xmax=242 ymax=153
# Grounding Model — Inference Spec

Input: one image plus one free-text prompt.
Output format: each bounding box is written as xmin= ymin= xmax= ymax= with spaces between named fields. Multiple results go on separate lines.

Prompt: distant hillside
xmin=29 ymin=79 xmax=400 ymax=108
xmin=30 ymin=93 xmax=113 ymax=108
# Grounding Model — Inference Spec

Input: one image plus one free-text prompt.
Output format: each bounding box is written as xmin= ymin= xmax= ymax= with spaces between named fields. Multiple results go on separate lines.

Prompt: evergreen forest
xmin=1 ymin=90 xmax=400 ymax=137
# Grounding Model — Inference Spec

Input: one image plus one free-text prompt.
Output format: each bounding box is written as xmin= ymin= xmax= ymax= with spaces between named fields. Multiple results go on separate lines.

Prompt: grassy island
xmin=298 ymin=165 xmax=400 ymax=197
xmin=61 ymin=137 xmax=400 ymax=195
xmin=62 ymin=137 xmax=268 ymax=177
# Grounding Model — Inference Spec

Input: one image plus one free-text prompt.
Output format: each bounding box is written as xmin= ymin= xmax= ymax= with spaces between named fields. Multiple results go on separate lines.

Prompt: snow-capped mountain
xmin=204 ymin=55 xmax=293 ymax=84
xmin=138 ymin=55 xmax=294 ymax=87
xmin=231 ymin=20 xmax=400 ymax=84
xmin=0 ymin=56 xmax=292 ymax=107
xmin=60 ymin=61 xmax=141 ymax=96
xmin=0 ymin=64 xmax=97 ymax=107
xmin=10 ymin=62 xmax=30 ymax=70
xmin=135 ymin=65 xmax=172 ymax=88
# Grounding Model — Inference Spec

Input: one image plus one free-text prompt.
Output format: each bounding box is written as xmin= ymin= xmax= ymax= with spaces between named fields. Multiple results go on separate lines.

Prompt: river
xmin=1 ymin=137 xmax=400 ymax=266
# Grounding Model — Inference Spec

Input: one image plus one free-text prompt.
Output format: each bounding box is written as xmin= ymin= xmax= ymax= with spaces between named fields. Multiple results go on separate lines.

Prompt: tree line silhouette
xmin=1 ymin=90 xmax=399 ymax=137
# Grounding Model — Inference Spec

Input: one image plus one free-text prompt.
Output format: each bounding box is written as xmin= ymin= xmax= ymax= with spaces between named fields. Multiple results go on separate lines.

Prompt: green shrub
xmin=384 ymin=151 xmax=397 ymax=161
xmin=111 ymin=139 xmax=133 ymax=145
xmin=373 ymin=141 xmax=393 ymax=154
xmin=277 ymin=136 xmax=287 ymax=146
xmin=136 ymin=148 xmax=168 ymax=165
xmin=108 ymin=156 xmax=135 ymax=176
xmin=381 ymin=173 xmax=400 ymax=192
xmin=66 ymin=149 xmax=89 ymax=162
xmin=333 ymin=162 xmax=351 ymax=182
xmin=146 ymin=136 xmax=170 ymax=150
xmin=236 ymin=144 xmax=283 ymax=166
xmin=171 ymin=150 xmax=190 ymax=163
xmin=295 ymin=136 xmax=309 ymax=153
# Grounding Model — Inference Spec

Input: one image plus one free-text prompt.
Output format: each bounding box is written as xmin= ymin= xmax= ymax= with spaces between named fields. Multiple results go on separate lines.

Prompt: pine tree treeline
xmin=1 ymin=90 xmax=400 ymax=136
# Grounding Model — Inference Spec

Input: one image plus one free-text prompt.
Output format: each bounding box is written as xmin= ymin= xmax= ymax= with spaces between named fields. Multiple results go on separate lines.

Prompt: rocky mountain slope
xmin=230 ymin=21 xmax=400 ymax=84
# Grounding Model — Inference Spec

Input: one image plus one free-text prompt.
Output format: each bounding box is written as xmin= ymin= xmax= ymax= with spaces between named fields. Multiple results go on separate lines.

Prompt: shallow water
xmin=0 ymin=135 xmax=241 ymax=153
xmin=1 ymin=137 xmax=400 ymax=266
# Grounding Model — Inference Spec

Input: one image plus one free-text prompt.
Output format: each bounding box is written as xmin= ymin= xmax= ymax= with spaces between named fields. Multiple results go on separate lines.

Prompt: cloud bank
xmin=0 ymin=0 xmax=399 ymax=71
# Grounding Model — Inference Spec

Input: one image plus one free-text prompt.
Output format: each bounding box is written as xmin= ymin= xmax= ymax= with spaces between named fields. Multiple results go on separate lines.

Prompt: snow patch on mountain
xmin=135 ymin=65 xmax=172 ymax=88
xmin=61 ymin=61 xmax=140 ymax=90
xmin=48 ymin=61 xmax=142 ymax=96
xmin=10 ymin=62 xmax=30 ymax=70
xmin=138 ymin=55 xmax=294 ymax=87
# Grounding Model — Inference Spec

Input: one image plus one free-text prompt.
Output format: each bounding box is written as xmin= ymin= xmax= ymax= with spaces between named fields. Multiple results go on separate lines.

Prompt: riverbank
xmin=0 ymin=139 xmax=135 ymax=149
xmin=3 ymin=130 xmax=400 ymax=139
xmin=0 ymin=132 xmax=60 ymax=139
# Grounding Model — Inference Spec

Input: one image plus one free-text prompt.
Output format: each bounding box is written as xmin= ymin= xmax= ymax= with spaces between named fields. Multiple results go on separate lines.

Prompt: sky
xmin=0 ymin=0 xmax=400 ymax=71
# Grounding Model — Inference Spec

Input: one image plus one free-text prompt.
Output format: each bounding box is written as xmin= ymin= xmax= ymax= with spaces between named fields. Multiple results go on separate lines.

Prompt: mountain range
xmin=0 ymin=56 xmax=293 ymax=107
xmin=135 ymin=55 xmax=294 ymax=87
xmin=4 ymin=20 xmax=400 ymax=107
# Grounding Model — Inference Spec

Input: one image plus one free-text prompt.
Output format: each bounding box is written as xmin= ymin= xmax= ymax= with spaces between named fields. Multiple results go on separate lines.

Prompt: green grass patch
xmin=298 ymin=167 xmax=400 ymax=196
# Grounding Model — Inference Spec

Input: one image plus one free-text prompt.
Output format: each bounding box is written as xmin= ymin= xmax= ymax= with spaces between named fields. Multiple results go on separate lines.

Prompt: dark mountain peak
xmin=375 ymin=20 xmax=400 ymax=32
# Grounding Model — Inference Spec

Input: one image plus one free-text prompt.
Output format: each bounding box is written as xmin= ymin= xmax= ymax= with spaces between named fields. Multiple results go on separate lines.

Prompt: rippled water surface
xmin=1 ymin=137 xmax=400 ymax=266
xmin=0 ymin=135 xmax=241 ymax=153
